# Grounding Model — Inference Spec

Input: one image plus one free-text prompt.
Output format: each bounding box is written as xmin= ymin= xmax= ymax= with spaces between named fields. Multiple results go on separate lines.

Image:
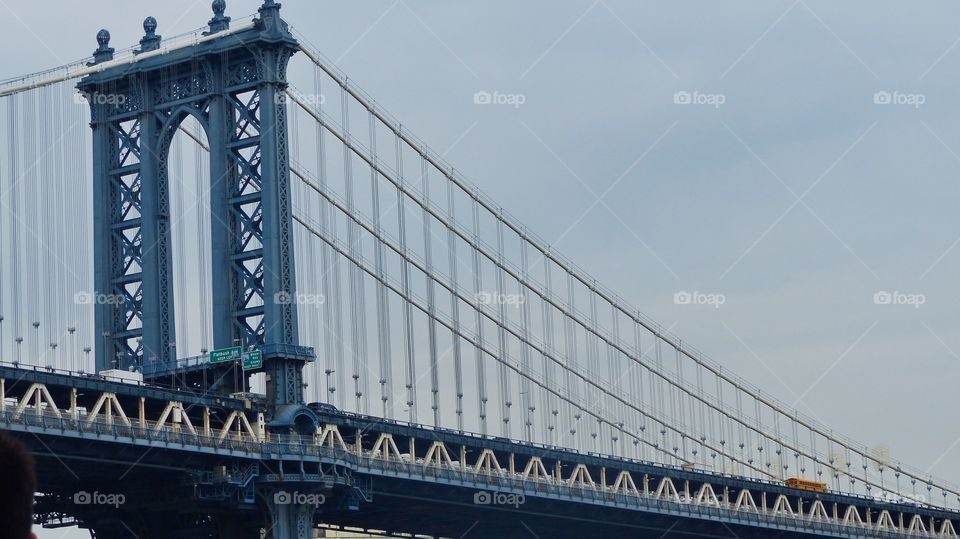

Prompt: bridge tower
xmin=78 ymin=0 xmax=313 ymax=412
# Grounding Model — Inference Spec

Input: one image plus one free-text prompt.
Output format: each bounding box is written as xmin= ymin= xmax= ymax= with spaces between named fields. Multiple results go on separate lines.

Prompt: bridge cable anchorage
xmin=279 ymin=63 xmax=960 ymax=503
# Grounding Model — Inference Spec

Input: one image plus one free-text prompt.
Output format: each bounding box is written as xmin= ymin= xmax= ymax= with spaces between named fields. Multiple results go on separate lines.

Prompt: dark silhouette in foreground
xmin=0 ymin=431 xmax=38 ymax=539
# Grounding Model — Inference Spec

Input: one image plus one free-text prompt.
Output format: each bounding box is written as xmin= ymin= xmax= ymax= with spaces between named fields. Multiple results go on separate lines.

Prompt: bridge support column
xmin=265 ymin=496 xmax=314 ymax=539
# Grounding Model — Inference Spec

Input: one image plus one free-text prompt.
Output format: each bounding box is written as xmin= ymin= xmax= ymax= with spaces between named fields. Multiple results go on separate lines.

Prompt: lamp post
xmin=68 ymin=326 xmax=76 ymax=372
xmin=100 ymin=331 xmax=111 ymax=373
xmin=325 ymin=369 xmax=335 ymax=404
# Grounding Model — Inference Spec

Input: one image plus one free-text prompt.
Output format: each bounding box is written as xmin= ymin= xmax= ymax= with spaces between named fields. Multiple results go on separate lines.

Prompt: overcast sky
xmin=5 ymin=1 xmax=960 ymax=537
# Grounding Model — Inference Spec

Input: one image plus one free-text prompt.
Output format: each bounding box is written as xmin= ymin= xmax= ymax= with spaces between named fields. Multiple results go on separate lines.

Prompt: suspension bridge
xmin=0 ymin=1 xmax=955 ymax=537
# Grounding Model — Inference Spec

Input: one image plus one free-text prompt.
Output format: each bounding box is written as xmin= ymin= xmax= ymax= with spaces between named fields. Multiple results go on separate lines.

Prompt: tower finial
xmin=259 ymin=0 xmax=282 ymax=17
xmin=207 ymin=0 xmax=231 ymax=34
xmin=257 ymin=0 xmax=290 ymax=37
xmin=138 ymin=17 xmax=161 ymax=53
xmin=91 ymin=29 xmax=114 ymax=64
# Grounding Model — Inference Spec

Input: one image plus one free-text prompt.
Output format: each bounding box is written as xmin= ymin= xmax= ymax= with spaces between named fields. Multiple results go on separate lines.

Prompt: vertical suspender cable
xmin=587 ymin=284 xmax=600 ymax=450
xmin=194 ymin=118 xmax=210 ymax=353
xmin=446 ymin=177 xmax=464 ymax=431
xmin=542 ymin=256 xmax=556 ymax=445
xmin=306 ymin=70 xmax=321 ymax=402
xmin=173 ymin=129 xmax=187 ymax=352
xmin=24 ymin=91 xmax=37 ymax=366
xmin=0 ymin=98 xmax=5 ymax=363
xmin=655 ymin=338 xmax=667 ymax=458
xmin=78 ymin=89 xmax=92 ymax=370
xmin=53 ymin=84 xmax=68 ymax=369
xmin=421 ymin=157 xmax=440 ymax=427
xmin=610 ymin=304 xmax=623 ymax=456
xmin=632 ymin=318 xmax=645 ymax=460
xmin=471 ymin=195 xmax=487 ymax=434
xmin=495 ymin=216 xmax=511 ymax=437
xmin=676 ymin=343 xmax=687 ymax=460
xmin=369 ymin=110 xmax=392 ymax=418
xmin=341 ymin=93 xmax=363 ymax=413
xmin=564 ymin=273 xmax=580 ymax=449
xmin=329 ymin=92 xmax=346 ymax=409
xmin=519 ymin=237 xmax=533 ymax=442
xmin=39 ymin=87 xmax=55 ymax=367
xmin=396 ymin=128 xmax=417 ymax=423
xmin=313 ymin=67 xmax=336 ymax=406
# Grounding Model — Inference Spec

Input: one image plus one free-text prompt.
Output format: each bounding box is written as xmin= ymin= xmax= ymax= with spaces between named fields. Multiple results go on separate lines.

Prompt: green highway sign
xmin=210 ymin=346 xmax=242 ymax=364
xmin=242 ymin=350 xmax=263 ymax=370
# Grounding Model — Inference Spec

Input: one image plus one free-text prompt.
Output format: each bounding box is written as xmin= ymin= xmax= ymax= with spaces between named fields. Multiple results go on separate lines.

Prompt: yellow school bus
xmin=785 ymin=477 xmax=828 ymax=493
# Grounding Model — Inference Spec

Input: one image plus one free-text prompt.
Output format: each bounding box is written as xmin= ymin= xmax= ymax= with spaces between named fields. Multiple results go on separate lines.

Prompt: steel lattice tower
xmin=79 ymin=0 xmax=313 ymax=411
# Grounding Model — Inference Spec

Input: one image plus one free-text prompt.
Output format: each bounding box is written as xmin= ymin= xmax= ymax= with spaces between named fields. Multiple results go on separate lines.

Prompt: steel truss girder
xmin=227 ymin=90 xmax=266 ymax=346
xmin=106 ymin=119 xmax=144 ymax=367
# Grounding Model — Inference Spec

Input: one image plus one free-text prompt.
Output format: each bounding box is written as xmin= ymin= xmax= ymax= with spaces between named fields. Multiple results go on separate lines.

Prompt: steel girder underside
xmin=11 ymin=428 xmax=856 ymax=539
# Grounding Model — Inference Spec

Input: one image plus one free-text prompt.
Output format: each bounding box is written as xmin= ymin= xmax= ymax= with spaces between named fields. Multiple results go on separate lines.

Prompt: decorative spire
xmin=92 ymin=29 xmax=114 ymax=64
xmin=258 ymin=0 xmax=281 ymax=21
xmin=138 ymin=17 xmax=161 ymax=53
xmin=207 ymin=0 xmax=231 ymax=34
xmin=257 ymin=0 xmax=290 ymax=37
